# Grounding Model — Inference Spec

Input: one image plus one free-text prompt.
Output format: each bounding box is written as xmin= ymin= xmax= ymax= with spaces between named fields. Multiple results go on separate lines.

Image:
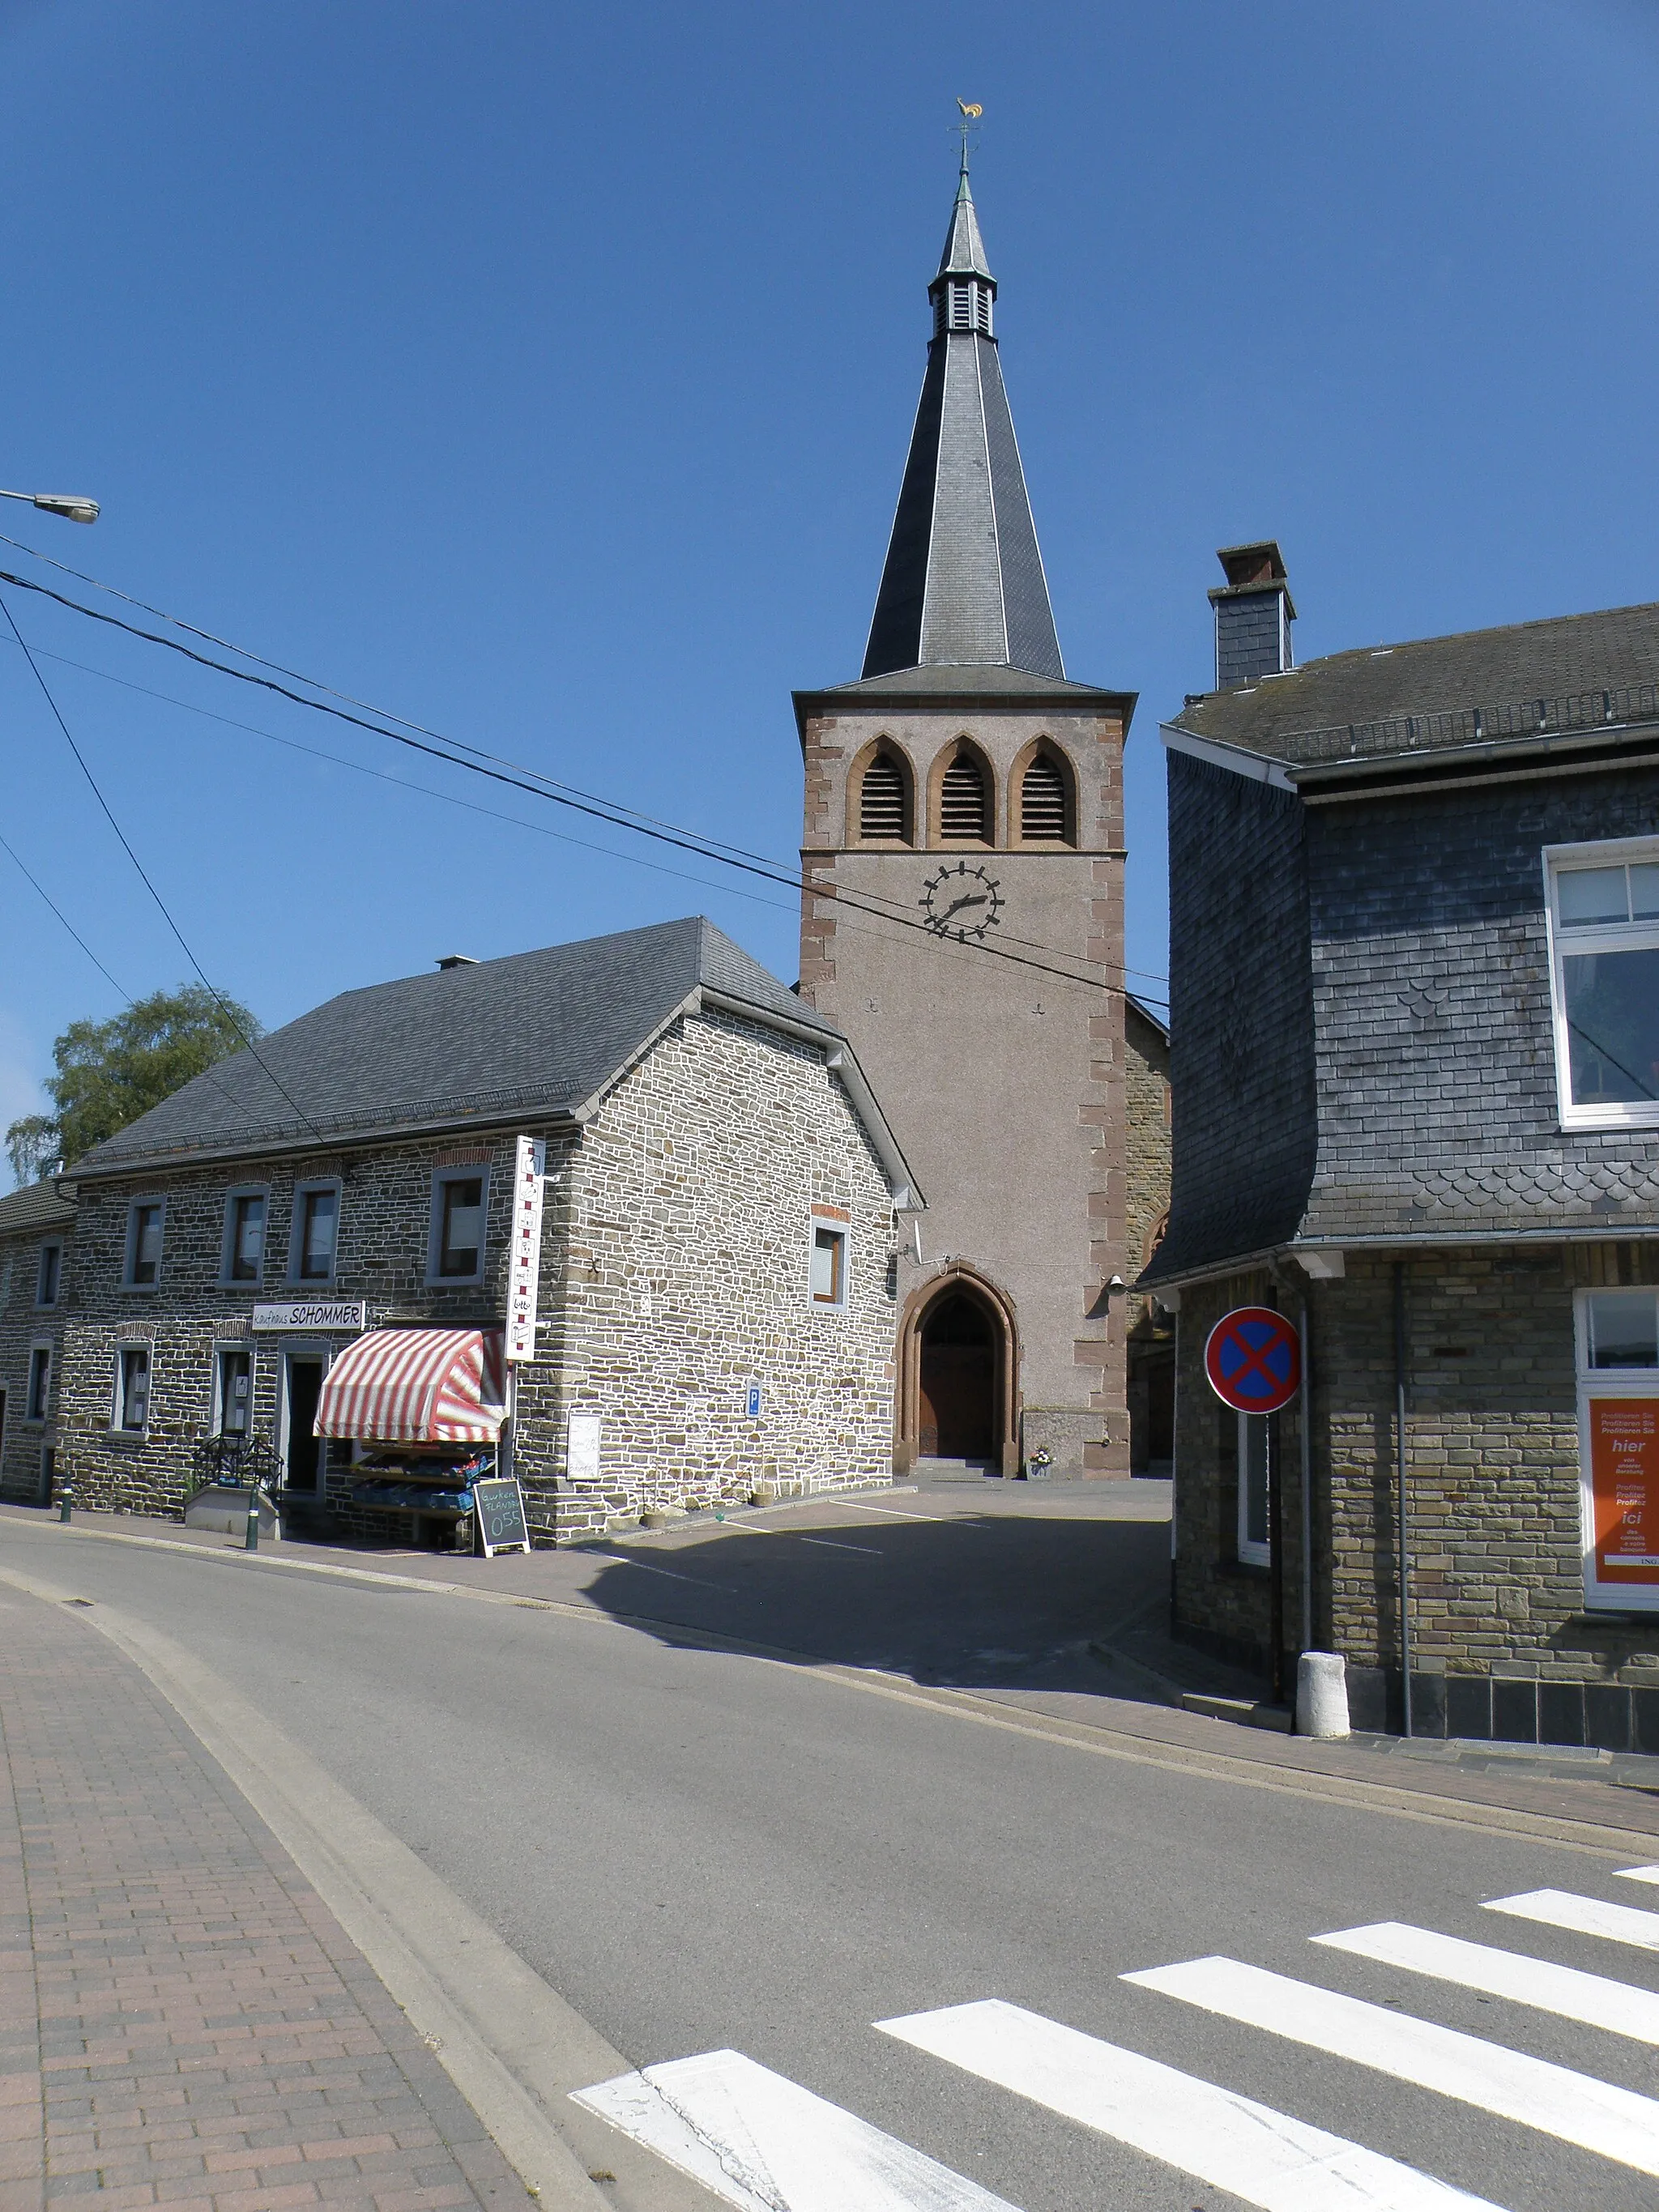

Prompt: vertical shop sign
xmin=505 ymin=1136 xmax=546 ymax=1363
xmin=1586 ymin=1396 xmax=1659 ymax=1593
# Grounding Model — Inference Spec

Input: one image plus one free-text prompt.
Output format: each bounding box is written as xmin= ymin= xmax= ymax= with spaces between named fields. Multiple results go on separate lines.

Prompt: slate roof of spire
xmin=861 ymin=161 xmax=1065 ymax=683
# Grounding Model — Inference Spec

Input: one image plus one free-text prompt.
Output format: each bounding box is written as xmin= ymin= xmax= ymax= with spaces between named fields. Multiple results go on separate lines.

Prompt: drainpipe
xmin=1168 ymin=1306 xmax=1180 ymax=1626
xmin=1299 ymin=1301 xmax=1313 ymax=1655
xmin=1269 ymin=1404 xmax=1286 ymax=1705
xmin=1393 ymin=1259 xmax=1414 ymax=1737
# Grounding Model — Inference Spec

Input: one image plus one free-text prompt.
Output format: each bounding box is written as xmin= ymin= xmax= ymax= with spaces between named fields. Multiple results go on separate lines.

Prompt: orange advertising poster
xmin=1589 ymin=1397 xmax=1659 ymax=1584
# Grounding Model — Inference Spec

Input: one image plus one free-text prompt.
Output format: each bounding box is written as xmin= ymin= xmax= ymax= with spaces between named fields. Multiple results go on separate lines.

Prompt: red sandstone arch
xmin=895 ymin=1261 xmax=1021 ymax=1477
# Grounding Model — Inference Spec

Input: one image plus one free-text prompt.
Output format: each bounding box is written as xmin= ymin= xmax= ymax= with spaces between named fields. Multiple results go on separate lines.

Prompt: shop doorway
xmin=280 ymin=1353 xmax=326 ymax=1493
xmin=919 ymin=1292 xmax=997 ymax=1460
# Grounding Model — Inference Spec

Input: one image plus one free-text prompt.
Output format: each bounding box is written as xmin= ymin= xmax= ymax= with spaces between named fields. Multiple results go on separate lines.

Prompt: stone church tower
xmin=795 ymin=156 xmax=1166 ymax=1479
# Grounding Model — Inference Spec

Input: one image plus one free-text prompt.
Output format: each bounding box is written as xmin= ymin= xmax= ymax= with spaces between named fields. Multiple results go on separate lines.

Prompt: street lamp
xmin=0 ymin=488 xmax=99 ymax=523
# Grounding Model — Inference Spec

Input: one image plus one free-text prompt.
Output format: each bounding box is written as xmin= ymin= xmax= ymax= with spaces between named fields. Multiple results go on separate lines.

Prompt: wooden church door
xmin=918 ymin=1293 xmax=996 ymax=1459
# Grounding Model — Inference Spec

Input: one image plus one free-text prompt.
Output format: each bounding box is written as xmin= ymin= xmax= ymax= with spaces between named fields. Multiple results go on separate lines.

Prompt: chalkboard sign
xmin=473 ymin=1476 xmax=531 ymax=1557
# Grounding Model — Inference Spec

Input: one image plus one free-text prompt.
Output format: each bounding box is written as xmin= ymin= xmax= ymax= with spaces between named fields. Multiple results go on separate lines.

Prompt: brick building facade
xmin=45 ymin=918 xmax=915 ymax=1544
xmin=1144 ymin=549 xmax=1659 ymax=1745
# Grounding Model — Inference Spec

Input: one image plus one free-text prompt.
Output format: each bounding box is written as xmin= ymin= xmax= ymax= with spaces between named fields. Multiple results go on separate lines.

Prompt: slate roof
xmin=70 ymin=918 xmax=847 ymax=1178
xmin=861 ymin=167 xmax=1064 ymax=684
xmin=1170 ymin=599 xmax=1659 ymax=771
xmin=0 ymin=1180 xmax=75 ymax=1238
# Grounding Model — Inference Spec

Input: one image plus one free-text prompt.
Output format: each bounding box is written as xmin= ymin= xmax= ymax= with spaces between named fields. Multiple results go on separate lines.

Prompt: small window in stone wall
xmin=25 ymin=1345 xmax=51 ymax=1422
xmin=1548 ymin=839 xmax=1659 ymax=1130
xmin=430 ymin=1167 xmax=489 ymax=1284
xmin=125 ymin=1201 xmax=164 ymax=1289
xmin=113 ymin=1345 xmax=151 ymax=1434
xmin=292 ymin=1185 xmax=339 ymax=1284
xmin=809 ymin=1222 xmax=847 ymax=1308
xmin=36 ymin=1242 xmax=62 ymax=1307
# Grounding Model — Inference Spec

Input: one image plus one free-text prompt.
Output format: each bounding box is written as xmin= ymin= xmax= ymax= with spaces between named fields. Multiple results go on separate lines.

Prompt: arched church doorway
xmin=898 ymin=1268 xmax=1019 ymax=1473
xmin=919 ymin=1293 xmax=995 ymax=1458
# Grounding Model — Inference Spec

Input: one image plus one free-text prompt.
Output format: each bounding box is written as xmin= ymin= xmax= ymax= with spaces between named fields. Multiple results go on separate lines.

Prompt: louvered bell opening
xmin=949 ymin=283 xmax=975 ymax=330
xmin=1019 ymin=755 xmax=1068 ymax=841
xmin=859 ymin=753 xmax=909 ymax=842
xmin=939 ymin=754 xmax=989 ymax=842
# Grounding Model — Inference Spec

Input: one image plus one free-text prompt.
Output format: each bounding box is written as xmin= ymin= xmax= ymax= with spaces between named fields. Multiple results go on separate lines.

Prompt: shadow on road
xmin=579 ymin=1503 xmax=1173 ymax=1699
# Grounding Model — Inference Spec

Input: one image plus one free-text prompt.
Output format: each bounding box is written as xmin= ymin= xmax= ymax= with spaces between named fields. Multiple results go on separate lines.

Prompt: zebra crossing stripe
xmin=1616 ymin=1866 xmax=1659 ymax=1886
xmin=1125 ymin=1955 xmax=1659 ymax=2175
xmin=571 ymin=2048 xmax=1019 ymax=2212
xmin=1485 ymin=1888 xmax=1659 ymax=1952
xmin=1314 ymin=1922 xmax=1659 ymax=2043
xmin=876 ymin=1997 xmax=1502 ymax=2211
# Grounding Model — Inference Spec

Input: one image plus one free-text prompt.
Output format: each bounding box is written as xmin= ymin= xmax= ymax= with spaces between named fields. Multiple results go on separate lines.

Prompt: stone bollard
xmin=245 ymin=1492 xmax=261 ymax=1553
xmin=1295 ymin=1651 xmax=1350 ymax=1738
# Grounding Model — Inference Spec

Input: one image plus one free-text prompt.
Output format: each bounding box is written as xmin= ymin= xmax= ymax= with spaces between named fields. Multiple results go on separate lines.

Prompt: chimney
xmin=1209 ymin=541 xmax=1295 ymax=688
xmin=435 ymin=954 xmax=478 ymax=971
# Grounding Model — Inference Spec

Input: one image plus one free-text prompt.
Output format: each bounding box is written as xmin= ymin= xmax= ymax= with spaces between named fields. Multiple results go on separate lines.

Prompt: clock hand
xmin=940 ymin=891 xmax=988 ymax=919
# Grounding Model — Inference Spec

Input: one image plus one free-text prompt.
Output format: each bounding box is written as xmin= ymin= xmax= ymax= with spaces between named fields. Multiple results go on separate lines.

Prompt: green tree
xmin=6 ymin=985 xmax=262 ymax=1183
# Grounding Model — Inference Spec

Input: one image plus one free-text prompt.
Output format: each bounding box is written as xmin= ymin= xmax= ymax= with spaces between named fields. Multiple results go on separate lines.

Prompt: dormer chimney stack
xmin=1209 ymin=540 xmax=1295 ymax=688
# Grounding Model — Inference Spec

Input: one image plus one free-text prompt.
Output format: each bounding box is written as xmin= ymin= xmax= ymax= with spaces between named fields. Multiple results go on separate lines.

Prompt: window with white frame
xmin=25 ymin=1344 xmax=51 ymax=1423
xmin=1236 ymin=1412 xmax=1270 ymax=1566
xmin=215 ymin=1345 xmax=254 ymax=1438
xmin=290 ymin=1183 xmax=339 ymax=1283
xmin=125 ymin=1200 xmax=164 ymax=1289
xmin=113 ymin=1344 xmax=151 ymax=1434
xmin=1575 ymin=1287 xmax=1659 ymax=1613
xmin=809 ymin=1218 xmax=847 ymax=1308
xmin=1547 ymin=840 xmax=1659 ymax=1127
xmin=429 ymin=1169 xmax=488 ymax=1284
xmin=223 ymin=1191 xmax=267 ymax=1284
xmin=35 ymin=1240 xmax=62 ymax=1308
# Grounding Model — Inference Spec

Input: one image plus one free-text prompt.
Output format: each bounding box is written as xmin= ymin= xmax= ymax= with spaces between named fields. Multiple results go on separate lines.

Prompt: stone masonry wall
xmin=0 ymin=1217 xmax=72 ymax=1505
xmin=53 ymin=1129 xmax=535 ymax=1519
xmin=1173 ymin=1240 xmax=1659 ymax=1743
xmin=519 ymin=1007 xmax=898 ymax=1541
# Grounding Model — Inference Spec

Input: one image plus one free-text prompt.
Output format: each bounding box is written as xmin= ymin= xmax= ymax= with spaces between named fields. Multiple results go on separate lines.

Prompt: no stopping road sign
xmin=1205 ymin=1306 xmax=1301 ymax=1415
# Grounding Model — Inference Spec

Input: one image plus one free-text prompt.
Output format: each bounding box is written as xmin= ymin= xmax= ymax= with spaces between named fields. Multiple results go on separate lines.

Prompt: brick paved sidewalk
xmin=0 ymin=1587 xmax=526 ymax=2212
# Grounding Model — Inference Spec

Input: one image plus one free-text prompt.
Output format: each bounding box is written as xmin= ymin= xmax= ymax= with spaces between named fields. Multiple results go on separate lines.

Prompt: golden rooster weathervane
xmin=956 ymin=98 xmax=983 ymax=173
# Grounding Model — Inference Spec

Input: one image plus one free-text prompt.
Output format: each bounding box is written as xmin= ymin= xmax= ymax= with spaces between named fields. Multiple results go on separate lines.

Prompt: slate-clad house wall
xmin=1145 ymin=556 xmax=1659 ymax=1745
xmin=49 ymin=918 xmax=915 ymax=1542
xmin=0 ymin=1181 xmax=75 ymax=1507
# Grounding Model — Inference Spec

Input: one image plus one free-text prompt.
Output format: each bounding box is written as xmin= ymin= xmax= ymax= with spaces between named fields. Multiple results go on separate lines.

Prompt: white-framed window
xmin=289 ymin=1181 xmax=340 ymax=1284
xmin=221 ymin=1189 xmax=267 ymax=1285
xmin=124 ymin=1199 xmax=165 ymax=1289
xmin=429 ymin=1167 xmax=489 ymax=1285
xmin=113 ymin=1343 xmax=152 ymax=1434
xmin=1236 ymin=1411 xmax=1270 ymax=1566
xmin=35 ymin=1240 xmax=62 ymax=1308
xmin=1576 ymin=1286 xmax=1659 ymax=1613
xmin=214 ymin=1345 xmax=254 ymax=1438
xmin=25 ymin=1342 xmax=52 ymax=1423
xmin=1546 ymin=837 xmax=1659 ymax=1129
xmin=809 ymin=1213 xmax=848 ymax=1309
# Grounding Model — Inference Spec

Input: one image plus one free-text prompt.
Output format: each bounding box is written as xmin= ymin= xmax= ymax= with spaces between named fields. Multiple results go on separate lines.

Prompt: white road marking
xmin=572 ymin=2048 xmax=1018 ymax=2212
xmin=795 ymin=1535 xmax=883 ymax=1555
xmin=1126 ymin=1954 xmax=1659 ymax=2175
xmin=877 ymin=1997 xmax=1502 ymax=2211
xmin=1617 ymin=1865 xmax=1659 ymax=1886
xmin=1485 ymin=1888 xmax=1659 ymax=1952
xmin=1315 ymin=1921 xmax=1659 ymax=2042
xmin=840 ymin=1502 xmax=953 ymax=1524
xmin=589 ymin=1553 xmax=734 ymax=1592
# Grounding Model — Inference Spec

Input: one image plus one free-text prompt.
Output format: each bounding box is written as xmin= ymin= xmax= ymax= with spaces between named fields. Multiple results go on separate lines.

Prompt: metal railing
xmin=187 ymin=1432 xmax=283 ymax=1499
xmin=1262 ymin=683 xmax=1659 ymax=767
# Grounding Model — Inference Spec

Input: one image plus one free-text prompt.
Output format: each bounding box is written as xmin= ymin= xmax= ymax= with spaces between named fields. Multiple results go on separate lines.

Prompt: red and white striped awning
xmin=314 ymin=1328 xmax=505 ymax=1445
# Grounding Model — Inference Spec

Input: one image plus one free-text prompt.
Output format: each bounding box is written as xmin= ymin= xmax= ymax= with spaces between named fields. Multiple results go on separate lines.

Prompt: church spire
xmin=861 ymin=144 xmax=1064 ymax=683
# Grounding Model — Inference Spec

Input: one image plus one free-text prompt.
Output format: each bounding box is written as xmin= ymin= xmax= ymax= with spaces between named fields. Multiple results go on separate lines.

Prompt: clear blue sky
xmin=3 ymin=1 xmax=1658 ymax=1183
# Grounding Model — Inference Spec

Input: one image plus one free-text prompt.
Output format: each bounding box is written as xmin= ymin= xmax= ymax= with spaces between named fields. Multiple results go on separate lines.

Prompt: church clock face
xmin=920 ymin=860 xmax=1004 ymax=942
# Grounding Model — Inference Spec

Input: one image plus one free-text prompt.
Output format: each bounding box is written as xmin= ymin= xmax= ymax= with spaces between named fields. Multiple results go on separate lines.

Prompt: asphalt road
xmin=6 ymin=1488 xmax=1657 ymax=2212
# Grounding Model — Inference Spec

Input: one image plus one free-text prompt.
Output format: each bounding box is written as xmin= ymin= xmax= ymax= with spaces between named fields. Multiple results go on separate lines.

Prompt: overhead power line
xmin=0 ymin=554 xmax=1170 ymax=1000
xmin=0 ymin=590 xmax=326 ymax=1142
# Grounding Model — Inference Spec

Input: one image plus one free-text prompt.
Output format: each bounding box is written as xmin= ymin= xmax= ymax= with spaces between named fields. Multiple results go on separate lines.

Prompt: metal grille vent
xmin=859 ymin=754 xmax=909 ymax=841
xmin=939 ymin=754 xmax=990 ymax=841
xmin=1019 ymin=755 xmax=1068 ymax=840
